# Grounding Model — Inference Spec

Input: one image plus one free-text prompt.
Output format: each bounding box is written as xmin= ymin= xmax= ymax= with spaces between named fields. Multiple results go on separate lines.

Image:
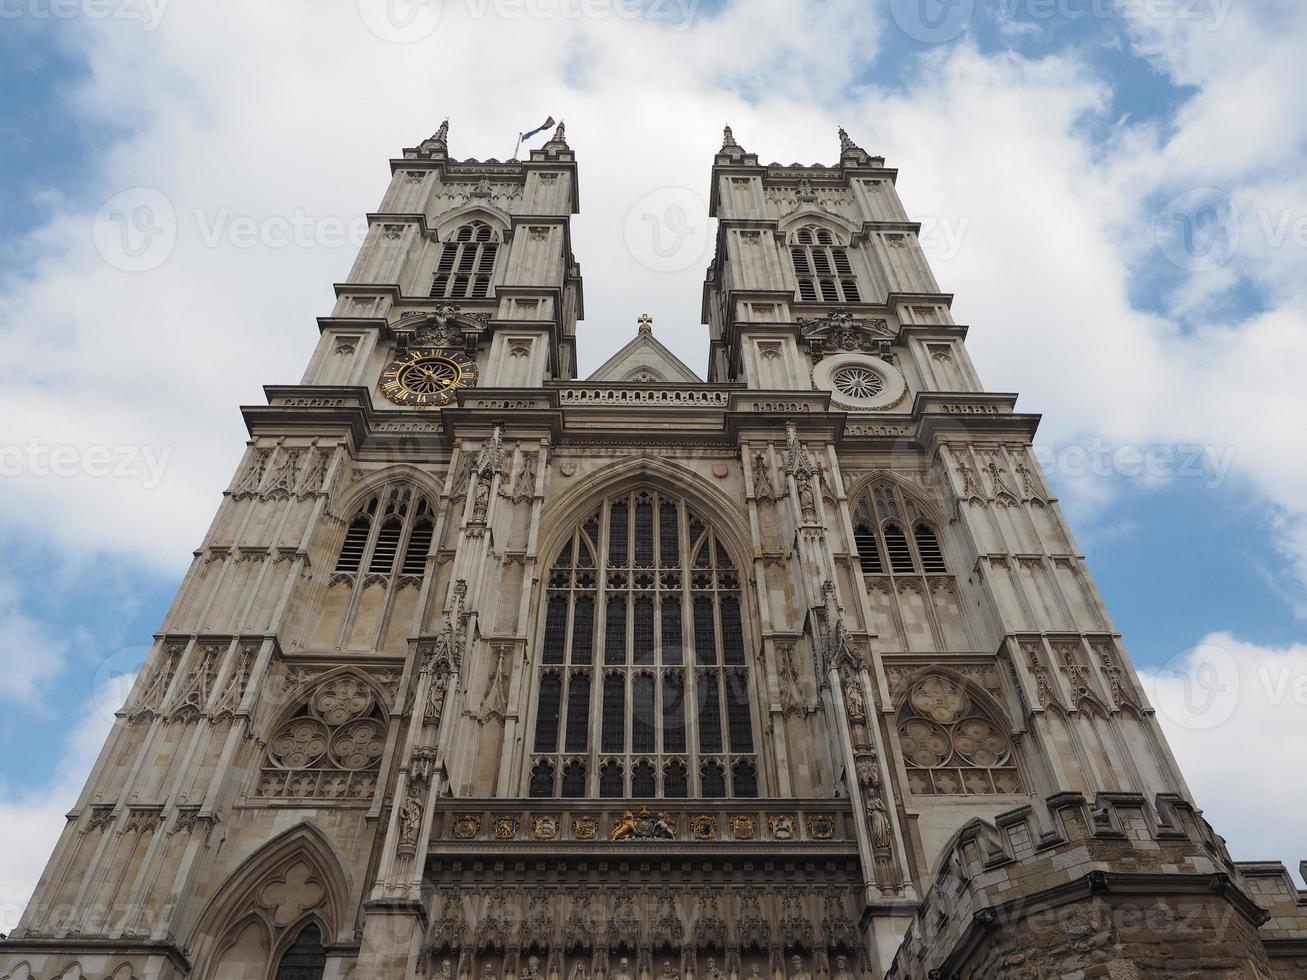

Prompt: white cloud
xmin=0 ymin=0 xmax=1305 ymax=918
xmin=1140 ymin=632 xmax=1307 ymax=882
xmin=0 ymin=675 xmax=129 ymax=933
xmin=0 ymin=579 xmax=68 ymax=706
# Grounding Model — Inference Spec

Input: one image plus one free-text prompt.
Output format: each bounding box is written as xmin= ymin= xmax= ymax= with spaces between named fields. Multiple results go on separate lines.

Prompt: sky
xmin=1 ymin=0 xmax=1306 ymax=927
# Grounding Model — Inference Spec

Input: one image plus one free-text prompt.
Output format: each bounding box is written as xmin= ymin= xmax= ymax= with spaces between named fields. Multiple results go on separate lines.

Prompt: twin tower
xmin=2 ymin=123 xmax=1303 ymax=979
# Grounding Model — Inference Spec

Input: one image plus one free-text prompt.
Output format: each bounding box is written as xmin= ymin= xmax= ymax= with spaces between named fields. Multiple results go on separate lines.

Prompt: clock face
xmin=379 ymin=348 xmax=478 ymax=406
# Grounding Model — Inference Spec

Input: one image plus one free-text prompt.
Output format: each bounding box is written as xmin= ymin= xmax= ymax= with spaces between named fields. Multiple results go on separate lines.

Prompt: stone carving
xmin=839 ymin=665 xmax=866 ymax=725
xmin=510 ymin=451 xmax=539 ymax=503
xmin=690 ymin=814 xmax=718 ymax=840
xmin=479 ymin=646 xmax=511 ymax=723
xmin=264 ymin=448 xmax=302 ymax=498
xmin=452 ymin=814 xmax=481 ymax=839
xmin=493 ymin=816 xmax=519 ymax=840
xmin=170 ymin=643 xmax=221 ymax=719
xmin=777 ymin=641 xmax=806 ymax=718
xmin=133 ymin=642 xmax=183 ymax=717
xmin=768 ymin=815 xmax=796 ymax=840
xmin=751 ymin=450 xmax=779 ymax=501
xmin=798 ymin=311 xmax=894 ymax=363
xmin=807 ymin=815 xmax=835 ymax=840
xmin=820 ymin=580 xmax=858 ymax=675
xmin=855 ymin=753 xmax=892 ymax=850
xmin=731 ymin=814 xmax=757 ymax=840
xmin=532 ymin=815 xmax=558 ymax=840
xmin=822 ymin=894 xmax=860 ymax=954
xmin=780 ymin=893 xmax=813 ymax=950
xmin=693 ymin=890 xmax=726 ymax=951
xmin=650 ymin=887 xmax=683 ymax=949
xmin=611 ymin=807 xmax=674 ymax=841
xmin=742 ymin=888 xmax=768 ymax=951
xmin=830 ymin=955 xmax=856 ymax=980
xmin=609 ymin=895 xmax=641 ymax=951
xmin=394 ymin=784 xmax=423 ymax=855
xmin=896 ymin=673 xmax=1020 ymax=796
xmin=476 ymin=423 xmax=507 ymax=477
xmin=233 ymin=448 xmax=270 ymax=499
xmin=212 ymin=642 xmax=257 ymax=718
xmin=572 ymin=814 xmax=598 ymax=840
xmin=788 ymin=954 xmax=812 ymax=980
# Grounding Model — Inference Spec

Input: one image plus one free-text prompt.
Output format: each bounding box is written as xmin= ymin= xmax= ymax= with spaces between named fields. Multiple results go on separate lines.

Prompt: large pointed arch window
xmin=790 ymin=225 xmax=861 ymax=304
xmin=851 ymin=482 xmax=947 ymax=576
xmin=430 ymin=221 xmax=500 ymax=300
xmin=529 ymin=489 xmax=759 ymax=797
xmin=276 ymin=922 xmax=327 ymax=980
xmin=333 ymin=484 xmax=435 ymax=579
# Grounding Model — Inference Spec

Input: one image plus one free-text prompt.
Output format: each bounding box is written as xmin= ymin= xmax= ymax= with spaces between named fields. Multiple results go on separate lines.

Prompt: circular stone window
xmin=833 ymin=365 xmax=885 ymax=400
xmin=814 ymin=353 xmax=907 ymax=411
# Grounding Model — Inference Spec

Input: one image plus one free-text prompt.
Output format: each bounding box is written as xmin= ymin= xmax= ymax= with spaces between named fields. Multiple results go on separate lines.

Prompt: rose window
xmin=832 ymin=366 xmax=884 ymax=400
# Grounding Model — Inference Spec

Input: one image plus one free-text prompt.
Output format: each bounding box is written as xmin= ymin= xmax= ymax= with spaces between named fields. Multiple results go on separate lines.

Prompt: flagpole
xmin=513 ymin=132 xmax=524 ymax=161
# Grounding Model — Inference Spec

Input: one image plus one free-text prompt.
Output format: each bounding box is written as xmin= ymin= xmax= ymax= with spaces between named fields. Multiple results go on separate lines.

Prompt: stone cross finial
xmin=551 ymin=120 xmax=567 ymax=143
xmin=638 ymin=313 xmax=653 ymax=334
xmin=722 ymin=125 xmax=738 ymax=149
xmin=838 ymin=127 xmax=853 ymax=152
xmin=433 ymin=119 xmax=449 ymax=146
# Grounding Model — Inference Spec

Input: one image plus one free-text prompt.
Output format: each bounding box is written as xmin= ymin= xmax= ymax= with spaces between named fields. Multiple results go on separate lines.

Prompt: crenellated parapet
xmin=886 ymin=792 xmax=1297 ymax=979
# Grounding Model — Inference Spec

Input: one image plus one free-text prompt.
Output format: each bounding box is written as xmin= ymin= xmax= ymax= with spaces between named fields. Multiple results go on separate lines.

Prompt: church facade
xmin=2 ymin=123 xmax=1304 ymax=980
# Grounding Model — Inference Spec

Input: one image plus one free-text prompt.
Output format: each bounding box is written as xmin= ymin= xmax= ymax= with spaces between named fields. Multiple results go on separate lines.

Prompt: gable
xmin=585 ymin=330 xmax=702 ymax=383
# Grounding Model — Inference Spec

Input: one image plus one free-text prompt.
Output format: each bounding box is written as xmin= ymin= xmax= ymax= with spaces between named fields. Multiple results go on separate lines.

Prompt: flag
xmin=520 ymin=116 xmax=556 ymax=142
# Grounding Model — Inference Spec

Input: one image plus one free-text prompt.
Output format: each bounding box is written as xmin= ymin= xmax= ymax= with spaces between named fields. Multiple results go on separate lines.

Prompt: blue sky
xmin=1 ymin=0 xmax=1305 ymax=918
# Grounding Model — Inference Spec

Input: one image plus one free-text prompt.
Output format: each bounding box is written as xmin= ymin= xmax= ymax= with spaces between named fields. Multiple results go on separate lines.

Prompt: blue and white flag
xmin=520 ymin=116 xmax=556 ymax=142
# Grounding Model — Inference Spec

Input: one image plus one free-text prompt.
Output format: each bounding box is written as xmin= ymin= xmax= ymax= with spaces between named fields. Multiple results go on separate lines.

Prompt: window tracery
xmin=851 ymin=482 xmax=946 ymax=576
xmin=530 ymin=489 xmax=758 ymax=797
xmin=790 ymin=225 xmax=861 ymax=304
xmin=895 ymin=673 xmax=1021 ymax=795
xmin=430 ymin=221 xmax=500 ymax=300
xmin=333 ymin=484 xmax=434 ymax=579
xmin=255 ymin=675 xmax=386 ymax=802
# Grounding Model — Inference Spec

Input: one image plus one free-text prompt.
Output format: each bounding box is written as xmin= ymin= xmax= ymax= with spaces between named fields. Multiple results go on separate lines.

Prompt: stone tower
xmin=2 ymin=124 xmax=1303 ymax=980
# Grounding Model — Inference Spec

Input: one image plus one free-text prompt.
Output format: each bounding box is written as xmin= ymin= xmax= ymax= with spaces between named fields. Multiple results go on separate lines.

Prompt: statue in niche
xmin=473 ymin=478 xmax=491 ymax=522
xmin=481 ymin=963 xmax=498 ymax=980
xmin=831 ymin=956 xmax=856 ymax=980
xmin=521 ymin=956 xmax=543 ymax=979
xmin=612 ymin=957 xmax=634 ymax=980
xmin=702 ymin=958 xmax=726 ymax=980
xmin=567 ymin=963 xmax=589 ymax=980
xmin=746 ymin=965 xmax=764 ymax=980
xmin=841 ymin=667 xmax=866 ymax=724
xmin=658 ymin=961 xmax=680 ymax=980
xmin=788 ymin=956 xmax=811 ymax=980
xmin=437 ymin=961 xmax=454 ymax=980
